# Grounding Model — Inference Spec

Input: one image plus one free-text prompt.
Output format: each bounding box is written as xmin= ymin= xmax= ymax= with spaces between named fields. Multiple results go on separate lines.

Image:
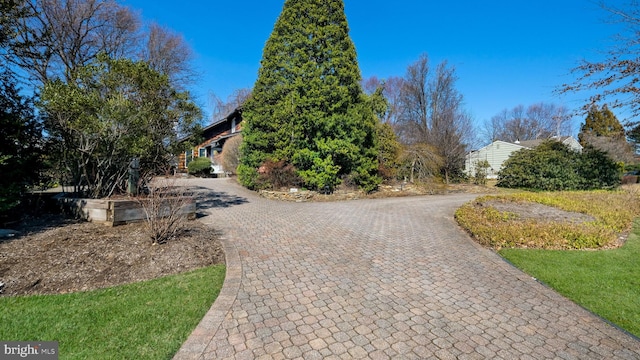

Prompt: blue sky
xmin=123 ymin=0 xmax=619 ymax=135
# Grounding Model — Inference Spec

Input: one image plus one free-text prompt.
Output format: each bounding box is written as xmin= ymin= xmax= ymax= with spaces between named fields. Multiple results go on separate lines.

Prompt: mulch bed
xmin=0 ymin=214 xmax=223 ymax=297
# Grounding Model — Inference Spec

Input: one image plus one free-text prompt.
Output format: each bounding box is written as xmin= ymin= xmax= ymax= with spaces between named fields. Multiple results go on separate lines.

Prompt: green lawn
xmin=0 ymin=265 xmax=225 ymax=359
xmin=500 ymin=223 xmax=640 ymax=338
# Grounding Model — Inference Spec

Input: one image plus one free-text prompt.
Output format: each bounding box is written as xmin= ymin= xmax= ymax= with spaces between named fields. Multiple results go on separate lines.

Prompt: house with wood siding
xmin=178 ymin=108 xmax=242 ymax=174
xmin=465 ymin=136 xmax=582 ymax=179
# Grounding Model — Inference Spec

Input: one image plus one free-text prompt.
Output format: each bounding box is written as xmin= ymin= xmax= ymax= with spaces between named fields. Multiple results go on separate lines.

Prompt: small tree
xmin=376 ymin=122 xmax=403 ymax=180
xmin=39 ymin=54 xmax=202 ymax=198
xmin=399 ymin=143 xmax=443 ymax=183
xmin=472 ymin=160 xmax=491 ymax=185
xmin=578 ymin=104 xmax=634 ymax=164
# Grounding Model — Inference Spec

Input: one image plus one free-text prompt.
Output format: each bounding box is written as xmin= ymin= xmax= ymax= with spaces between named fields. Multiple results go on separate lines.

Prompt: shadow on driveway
xmin=186 ymin=186 xmax=249 ymax=218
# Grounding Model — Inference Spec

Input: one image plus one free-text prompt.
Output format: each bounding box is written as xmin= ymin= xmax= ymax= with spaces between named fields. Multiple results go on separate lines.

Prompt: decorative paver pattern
xmin=174 ymin=178 xmax=640 ymax=359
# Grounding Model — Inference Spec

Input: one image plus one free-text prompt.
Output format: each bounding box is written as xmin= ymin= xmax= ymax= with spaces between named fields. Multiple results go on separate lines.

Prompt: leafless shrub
xmin=256 ymin=159 xmax=301 ymax=190
xmin=220 ymin=134 xmax=243 ymax=175
xmin=582 ymin=133 xmax=636 ymax=164
xmin=137 ymin=178 xmax=194 ymax=244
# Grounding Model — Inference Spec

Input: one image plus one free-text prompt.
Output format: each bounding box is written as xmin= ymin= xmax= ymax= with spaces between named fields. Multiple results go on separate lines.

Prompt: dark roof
xmin=178 ymin=107 xmax=242 ymax=143
xmin=202 ymin=107 xmax=242 ymax=132
xmin=511 ymin=136 xmax=575 ymax=149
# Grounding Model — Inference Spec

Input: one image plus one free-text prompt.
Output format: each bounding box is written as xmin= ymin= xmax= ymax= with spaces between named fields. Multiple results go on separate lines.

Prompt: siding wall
xmin=465 ymin=141 xmax=526 ymax=179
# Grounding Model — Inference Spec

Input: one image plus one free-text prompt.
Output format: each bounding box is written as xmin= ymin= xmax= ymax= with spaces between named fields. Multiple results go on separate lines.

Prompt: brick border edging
xmin=173 ymin=235 xmax=242 ymax=359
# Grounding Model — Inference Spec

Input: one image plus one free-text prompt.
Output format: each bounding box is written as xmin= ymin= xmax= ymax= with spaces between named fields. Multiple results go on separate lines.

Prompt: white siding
xmin=465 ymin=141 xmax=527 ymax=179
xmin=465 ymin=136 xmax=582 ymax=179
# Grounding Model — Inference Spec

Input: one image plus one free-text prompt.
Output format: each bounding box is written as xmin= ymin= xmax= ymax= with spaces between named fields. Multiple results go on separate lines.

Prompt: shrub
xmin=237 ymin=163 xmax=260 ymax=189
xmin=256 ymin=159 xmax=301 ymax=190
xmin=138 ymin=179 xmax=192 ymax=245
xmin=187 ymin=157 xmax=211 ymax=177
xmin=220 ymin=135 xmax=242 ymax=174
xmin=497 ymin=140 xmax=619 ymax=191
xmin=578 ymin=146 xmax=620 ymax=189
xmin=293 ymin=149 xmax=340 ymax=192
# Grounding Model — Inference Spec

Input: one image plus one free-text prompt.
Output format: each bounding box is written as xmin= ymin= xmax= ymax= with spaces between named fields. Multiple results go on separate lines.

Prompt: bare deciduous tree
xmin=10 ymin=0 xmax=140 ymax=84
xmin=582 ymin=133 xmax=636 ymax=163
xmin=396 ymin=54 xmax=474 ymax=183
xmin=559 ymin=1 xmax=640 ymax=125
xmin=9 ymin=0 xmax=197 ymax=92
xmin=209 ymin=88 xmax=251 ymax=122
xmin=483 ymin=103 xmax=572 ymax=144
xmin=428 ymin=62 xmax=474 ymax=183
xmin=362 ymin=76 xmax=405 ymax=137
xmin=141 ymin=22 xmax=196 ymax=89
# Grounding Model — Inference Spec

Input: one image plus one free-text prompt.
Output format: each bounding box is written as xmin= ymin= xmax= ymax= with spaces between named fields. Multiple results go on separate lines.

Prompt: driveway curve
xmin=174 ymin=178 xmax=640 ymax=360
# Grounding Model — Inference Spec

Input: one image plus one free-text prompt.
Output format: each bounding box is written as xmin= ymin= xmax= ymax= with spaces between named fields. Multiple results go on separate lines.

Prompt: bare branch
xmin=10 ymin=0 xmax=140 ymax=85
xmin=140 ymin=22 xmax=196 ymax=89
xmin=559 ymin=1 xmax=640 ymax=125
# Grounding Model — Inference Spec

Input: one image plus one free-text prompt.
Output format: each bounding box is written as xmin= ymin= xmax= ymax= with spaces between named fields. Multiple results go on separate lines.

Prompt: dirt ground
xmin=482 ymin=200 xmax=596 ymax=224
xmin=0 ymin=215 xmax=224 ymax=297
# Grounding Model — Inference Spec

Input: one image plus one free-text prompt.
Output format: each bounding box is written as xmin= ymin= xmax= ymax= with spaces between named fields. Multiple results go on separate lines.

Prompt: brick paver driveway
xmin=174 ymin=178 xmax=640 ymax=359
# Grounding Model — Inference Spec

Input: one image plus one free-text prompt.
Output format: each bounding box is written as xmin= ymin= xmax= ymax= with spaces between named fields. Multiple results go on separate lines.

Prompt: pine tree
xmin=578 ymin=104 xmax=625 ymax=145
xmin=238 ymin=0 xmax=380 ymax=192
xmin=578 ymin=104 xmax=634 ymax=163
xmin=0 ymin=0 xmax=44 ymax=214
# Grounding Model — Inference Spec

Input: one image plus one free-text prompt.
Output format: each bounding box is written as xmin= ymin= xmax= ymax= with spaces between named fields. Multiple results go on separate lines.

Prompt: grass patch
xmin=0 ymin=265 xmax=225 ymax=359
xmin=500 ymin=222 xmax=640 ymax=338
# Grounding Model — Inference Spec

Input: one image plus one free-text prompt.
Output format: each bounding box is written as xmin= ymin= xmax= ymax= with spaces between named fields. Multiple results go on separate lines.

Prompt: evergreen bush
xmin=187 ymin=157 xmax=211 ymax=177
xmin=497 ymin=141 xmax=619 ymax=191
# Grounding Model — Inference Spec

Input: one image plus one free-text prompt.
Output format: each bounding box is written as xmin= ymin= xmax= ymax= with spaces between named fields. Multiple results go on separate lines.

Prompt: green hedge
xmin=497 ymin=141 xmax=619 ymax=191
xmin=187 ymin=157 xmax=211 ymax=177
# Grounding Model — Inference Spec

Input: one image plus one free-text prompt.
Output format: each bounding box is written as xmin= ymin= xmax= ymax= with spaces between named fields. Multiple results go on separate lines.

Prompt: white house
xmin=465 ymin=136 xmax=582 ymax=179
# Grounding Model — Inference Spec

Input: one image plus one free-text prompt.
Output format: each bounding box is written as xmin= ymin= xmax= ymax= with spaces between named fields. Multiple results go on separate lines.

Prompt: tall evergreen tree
xmin=579 ymin=104 xmax=625 ymax=145
xmin=578 ymin=104 xmax=634 ymax=163
xmin=0 ymin=0 xmax=43 ymax=215
xmin=238 ymin=0 xmax=380 ymax=192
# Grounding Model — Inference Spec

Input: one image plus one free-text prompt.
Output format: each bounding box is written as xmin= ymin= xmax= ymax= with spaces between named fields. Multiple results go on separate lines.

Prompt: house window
xmin=199 ymin=148 xmax=206 ymax=158
xmin=185 ymin=149 xmax=193 ymax=167
xmin=231 ymin=118 xmax=236 ymax=133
